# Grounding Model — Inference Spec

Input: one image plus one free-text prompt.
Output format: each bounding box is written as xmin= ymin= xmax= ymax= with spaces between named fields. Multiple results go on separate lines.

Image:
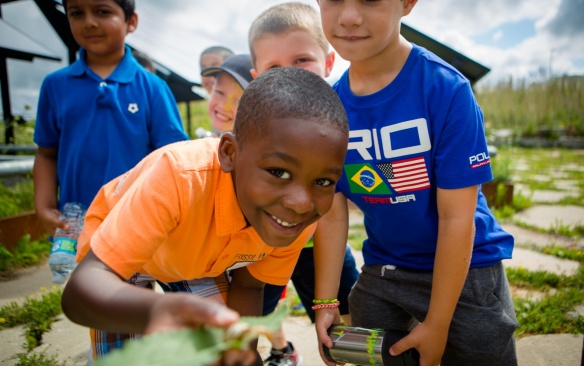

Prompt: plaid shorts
xmin=88 ymin=273 xmax=230 ymax=363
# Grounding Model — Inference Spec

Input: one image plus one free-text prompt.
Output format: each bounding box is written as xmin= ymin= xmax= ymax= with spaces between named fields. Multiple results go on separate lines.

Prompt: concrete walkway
xmin=1 ymin=204 xmax=583 ymax=365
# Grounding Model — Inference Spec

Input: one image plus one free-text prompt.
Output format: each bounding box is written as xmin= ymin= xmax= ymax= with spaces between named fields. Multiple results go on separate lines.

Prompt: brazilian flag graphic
xmin=345 ymin=164 xmax=391 ymax=195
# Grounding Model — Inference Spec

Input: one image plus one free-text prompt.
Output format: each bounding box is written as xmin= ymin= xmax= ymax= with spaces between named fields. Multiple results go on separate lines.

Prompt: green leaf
xmin=94 ymin=304 xmax=289 ymax=366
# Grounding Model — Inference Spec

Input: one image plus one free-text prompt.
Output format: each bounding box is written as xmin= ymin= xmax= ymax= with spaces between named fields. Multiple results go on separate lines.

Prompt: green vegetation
xmin=1 ymin=286 xmax=65 ymax=365
xmin=0 ymin=180 xmax=35 ymax=218
xmin=477 ymin=76 xmax=584 ymax=137
xmin=178 ymin=100 xmax=212 ymax=139
xmin=507 ymin=244 xmax=584 ymax=336
xmin=0 ymin=235 xmax=52 ymax=276
xmin=0 ymin=287 xmax=63 ymax=351
xmin=0 ymin=120 xmax=35 ymax=147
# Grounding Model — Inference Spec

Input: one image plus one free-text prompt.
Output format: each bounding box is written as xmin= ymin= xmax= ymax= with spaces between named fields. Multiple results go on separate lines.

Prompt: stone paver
xmin=514 ymin=205 xmax=584 ymax=230
xmin=503 ymin=247 xmax=580 ymax=276
xmin=502 ymin=223 xmax=584 ymax=249
xmin=516 ymin=334 xmax=583 ymax=366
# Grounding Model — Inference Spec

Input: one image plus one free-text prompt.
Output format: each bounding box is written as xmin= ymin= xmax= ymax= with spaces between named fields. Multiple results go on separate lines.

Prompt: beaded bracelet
xmin=312 ymin=298 xmax=339 ymax=305
xmin=311 ymin=301 xmax=340 ymax=310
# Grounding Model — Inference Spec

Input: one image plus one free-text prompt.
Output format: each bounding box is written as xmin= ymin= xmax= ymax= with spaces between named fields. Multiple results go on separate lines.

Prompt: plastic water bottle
xmin=48 ymin=202 xmax=87 ymax=284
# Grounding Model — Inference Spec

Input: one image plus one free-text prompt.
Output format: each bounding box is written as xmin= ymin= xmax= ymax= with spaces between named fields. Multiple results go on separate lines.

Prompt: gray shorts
xmin=348 ymin=262 xmax=518 ymax=366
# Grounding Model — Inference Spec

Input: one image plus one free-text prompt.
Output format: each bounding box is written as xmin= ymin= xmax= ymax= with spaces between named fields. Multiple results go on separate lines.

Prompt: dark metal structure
xmin=0 ymin=0 xmax=61 ymax=144
xmin=401 ymin=23 xmax=491 ymax=86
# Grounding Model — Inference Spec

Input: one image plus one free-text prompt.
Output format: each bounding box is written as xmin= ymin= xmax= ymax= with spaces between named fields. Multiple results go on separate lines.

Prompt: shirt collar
xmin=68 ymin=45 xmax=138 ymax=83
xmin=215 ymin=169 xmax=250 ymax=237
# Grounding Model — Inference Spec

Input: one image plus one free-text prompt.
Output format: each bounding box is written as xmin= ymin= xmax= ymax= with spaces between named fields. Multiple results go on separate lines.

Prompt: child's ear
xmin=251 ymin=69 xmax=259 ymax=79
xmin=127 ymin=13 xmax=138 ymax=34
xmin=324 ymin=51 xmax=335 ymax=78
xmin=218 ymin=132 xmax=238 ymax=173
xmin=402 ymin=0 xmax=418 ymax=16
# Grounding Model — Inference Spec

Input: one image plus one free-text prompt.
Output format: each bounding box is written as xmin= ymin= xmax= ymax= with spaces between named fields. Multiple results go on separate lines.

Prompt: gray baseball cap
xmin=201 ymin=54 xmax=254 ymax=89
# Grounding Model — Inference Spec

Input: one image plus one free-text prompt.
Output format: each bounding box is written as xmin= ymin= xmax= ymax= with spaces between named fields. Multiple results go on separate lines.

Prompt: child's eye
xmin=295 ymin=58 xmax=310 ymax=65
xmin=268 ymin=169 xmax=291 ymax=180
xmin=68 ymin=10 xmax=82 ymax=17
xmin=315 ymin=178 xmax=333 ymax=187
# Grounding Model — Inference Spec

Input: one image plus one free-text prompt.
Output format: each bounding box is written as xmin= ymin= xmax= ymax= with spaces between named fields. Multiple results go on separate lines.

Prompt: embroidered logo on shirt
xmin=128 ymin=103 xmax=139 ymax=114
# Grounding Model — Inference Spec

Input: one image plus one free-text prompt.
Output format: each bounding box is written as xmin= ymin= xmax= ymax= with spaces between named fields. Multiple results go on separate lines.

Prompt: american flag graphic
xmin=377 ymin=157 xmax=430 ymax=193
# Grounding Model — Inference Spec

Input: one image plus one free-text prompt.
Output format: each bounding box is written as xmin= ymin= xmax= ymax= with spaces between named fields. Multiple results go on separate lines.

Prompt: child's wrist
xmin=312 ymin=298 xmax=338 ymax=305
xmin=312 ymin=299 xmax=341 ymax=310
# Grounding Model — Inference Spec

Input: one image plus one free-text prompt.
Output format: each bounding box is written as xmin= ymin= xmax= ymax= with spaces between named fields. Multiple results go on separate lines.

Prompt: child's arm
xmin=313 ymin=192 xmax=349 ymax=364
xmin=33 ymin=146 xmax=64 ymax=235
xmin=390 ymin=186 xmax=477 ymax=366
xmin=62 ymin=250 xmax=240 ymax=334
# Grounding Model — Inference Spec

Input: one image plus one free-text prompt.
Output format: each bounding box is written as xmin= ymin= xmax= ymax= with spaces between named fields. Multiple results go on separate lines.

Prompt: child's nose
xmin=338 ymin=2 xmax=364 ymax=27
xmin=282 ymin=185 xmax=315 ymax=214
xmin=84 ymin=14 xmax=99 ymax=28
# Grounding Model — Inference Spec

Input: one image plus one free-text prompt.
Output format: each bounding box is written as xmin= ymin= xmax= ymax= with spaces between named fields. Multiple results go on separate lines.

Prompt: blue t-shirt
xmin=34 ymin=46 xmax=188 ymax=209
xmin=334 ymin=44 xmax=513 ymax=270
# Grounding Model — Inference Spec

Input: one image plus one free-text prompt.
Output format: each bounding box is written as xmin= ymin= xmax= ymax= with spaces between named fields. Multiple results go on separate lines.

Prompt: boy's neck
xmin=347 ymin=35 xmax=412 ymax=96
xmin=85 ymin=46 xmax=126 ymax=79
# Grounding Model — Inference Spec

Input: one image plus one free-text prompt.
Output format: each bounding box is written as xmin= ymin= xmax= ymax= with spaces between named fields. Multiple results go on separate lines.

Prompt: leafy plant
xmin=0 ymin=286 xmax=63 ymax=351
xmin=0 ymin=180 xmax=35 ymax=218
xmin=0 ymin=235 xmax=52 ymax=276
xmin=94 ymin=304 xmax=289 ymax=366
xmin=16 ymin=352 xmax=62 ymax=366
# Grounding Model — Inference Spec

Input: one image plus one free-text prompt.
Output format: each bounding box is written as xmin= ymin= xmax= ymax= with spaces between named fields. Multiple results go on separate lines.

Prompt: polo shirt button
xmin=99 ymin=81 xmax=107 ymax=87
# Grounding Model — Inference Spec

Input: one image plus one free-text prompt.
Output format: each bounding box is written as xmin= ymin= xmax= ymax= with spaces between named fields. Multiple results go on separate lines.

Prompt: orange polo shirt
xmin=77 ymin=139 xmax=313 ymax=285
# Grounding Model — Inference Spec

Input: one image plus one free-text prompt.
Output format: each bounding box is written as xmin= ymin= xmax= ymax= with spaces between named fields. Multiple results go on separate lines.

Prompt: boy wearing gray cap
xmin=201 ymin=54 xmax=254 ymax=137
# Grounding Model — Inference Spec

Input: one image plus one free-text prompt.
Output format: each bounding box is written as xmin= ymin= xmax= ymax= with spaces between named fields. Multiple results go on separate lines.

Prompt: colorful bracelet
xmin=312 ymin=298 xmax=339 ymax=305
xmin=311 ymin=301 xmax=340 ymax=310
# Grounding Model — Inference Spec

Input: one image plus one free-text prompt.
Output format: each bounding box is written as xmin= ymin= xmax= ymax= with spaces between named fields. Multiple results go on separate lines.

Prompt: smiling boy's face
xmin=219 ymin=117 xmax=347 ymax=248
xmin=207 ymin=73 xmax=244 ymax=135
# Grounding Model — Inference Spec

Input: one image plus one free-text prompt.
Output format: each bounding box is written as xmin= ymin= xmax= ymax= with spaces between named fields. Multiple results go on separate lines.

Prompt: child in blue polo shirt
xmin=33 ymin=0 xmax=188 ymax=235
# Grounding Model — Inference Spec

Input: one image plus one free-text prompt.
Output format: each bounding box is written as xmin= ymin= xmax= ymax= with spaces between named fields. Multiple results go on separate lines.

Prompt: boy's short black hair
xmin=62 ymin=0 xmax=135 ymax=20
xmin=233 ymin=67 xmax=348 ymax=146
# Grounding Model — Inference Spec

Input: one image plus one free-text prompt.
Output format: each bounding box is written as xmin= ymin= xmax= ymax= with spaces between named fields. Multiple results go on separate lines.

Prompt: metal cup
xmin=323 ymin=325 xmax=419 ymax=366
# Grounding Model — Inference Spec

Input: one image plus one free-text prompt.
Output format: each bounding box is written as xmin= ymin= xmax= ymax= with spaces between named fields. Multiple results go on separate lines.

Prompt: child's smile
xmin=223 ymin=117 xmax=347 ymax=248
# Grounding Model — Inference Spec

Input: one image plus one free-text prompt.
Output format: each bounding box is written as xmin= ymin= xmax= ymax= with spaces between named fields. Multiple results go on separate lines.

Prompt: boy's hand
xmin=389 ymin=322 xmax=446 ymax=366
xmin=315 ymin=308 xmax=341 ymax=366
xmin=37 ymin=207 xmax=68 ymax=236
xmin=145 ymin=293 xmax=240 ymax=335
xmin=146 ymin=293 xmax=261 ymax=365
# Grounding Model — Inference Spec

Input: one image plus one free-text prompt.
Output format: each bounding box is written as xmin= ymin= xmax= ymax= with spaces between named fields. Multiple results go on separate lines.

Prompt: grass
xmin=0 ymin=180 xmax=35 ymax=219
xmin=477 ymin=75 xmax=584 ymax=137
xmin=0 ymin=235 xmax=52 ymax=277
xmin=0 ymin=286 xmax=63 ymax=354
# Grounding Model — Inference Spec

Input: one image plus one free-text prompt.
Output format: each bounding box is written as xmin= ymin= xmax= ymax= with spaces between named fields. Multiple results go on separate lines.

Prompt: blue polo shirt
xmin=34 ymin=45 xmax=188 ymax=209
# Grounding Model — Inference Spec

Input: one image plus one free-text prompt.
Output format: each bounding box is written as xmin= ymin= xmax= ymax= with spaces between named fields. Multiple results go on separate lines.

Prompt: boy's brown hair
xmin=248 ymin=2 xmax=329 ymax=67
xmin=62 ymin=0 xmax=135 ymax=20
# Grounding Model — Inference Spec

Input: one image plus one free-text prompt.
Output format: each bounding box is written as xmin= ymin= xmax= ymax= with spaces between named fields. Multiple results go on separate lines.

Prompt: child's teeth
xmin=272 ymin=215 xmax=296 ymax=227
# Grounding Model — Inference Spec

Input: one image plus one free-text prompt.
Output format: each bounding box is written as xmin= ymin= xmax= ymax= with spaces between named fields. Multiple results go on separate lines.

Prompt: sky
xmin=1 ymin=0 xmax=583 ymax=120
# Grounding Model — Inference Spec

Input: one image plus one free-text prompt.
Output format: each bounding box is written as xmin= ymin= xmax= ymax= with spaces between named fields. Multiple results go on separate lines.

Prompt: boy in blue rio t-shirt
xmin=313 ymin=1 xmax=518 ymax=365
xmin=33 ymin=0 xmax=188 ymax=235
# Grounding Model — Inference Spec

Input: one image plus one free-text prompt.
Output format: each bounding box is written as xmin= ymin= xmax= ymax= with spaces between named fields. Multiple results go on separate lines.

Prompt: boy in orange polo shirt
xmin=62 ymin=67 xmax=349 ymax=365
